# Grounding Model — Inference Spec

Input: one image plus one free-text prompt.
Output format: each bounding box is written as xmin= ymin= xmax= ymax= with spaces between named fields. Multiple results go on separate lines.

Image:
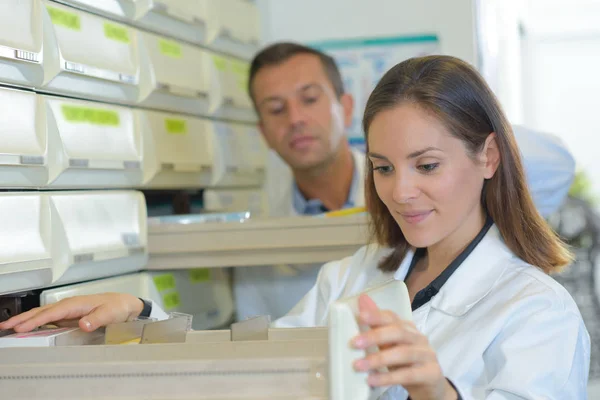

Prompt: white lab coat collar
xmin=393 ymin=225 xmax=515 ymax=317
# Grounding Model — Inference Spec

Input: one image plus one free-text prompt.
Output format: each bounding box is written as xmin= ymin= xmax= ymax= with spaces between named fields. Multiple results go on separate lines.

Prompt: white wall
xmin=521 ymin=0 xmax=600 ymax=198
xmin=476 ymin=0 xmax=525 ymax=123
xmin=522 ymin=0 xmax=600 ymax=38
xmin=257 ymin=0 xmax=478 ymax=66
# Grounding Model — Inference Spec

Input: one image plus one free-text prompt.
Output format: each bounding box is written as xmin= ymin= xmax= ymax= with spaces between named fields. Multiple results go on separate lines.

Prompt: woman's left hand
xmin=351 ymin=294 xmax=457 ymax=400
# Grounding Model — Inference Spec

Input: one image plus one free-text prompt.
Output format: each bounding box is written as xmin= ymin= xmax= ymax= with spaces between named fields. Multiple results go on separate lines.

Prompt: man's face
xmin=251 ymin=53 xmax=353 ymax=172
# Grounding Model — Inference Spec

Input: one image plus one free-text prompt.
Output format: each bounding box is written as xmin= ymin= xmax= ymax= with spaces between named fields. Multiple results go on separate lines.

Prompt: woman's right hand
xmin=0 ymin=293 xmax=144 ymax=333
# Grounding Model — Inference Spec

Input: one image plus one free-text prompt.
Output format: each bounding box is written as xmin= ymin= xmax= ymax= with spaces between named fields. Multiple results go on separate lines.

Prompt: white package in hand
xmin=329 ymin=279 xmax=413 ymax=400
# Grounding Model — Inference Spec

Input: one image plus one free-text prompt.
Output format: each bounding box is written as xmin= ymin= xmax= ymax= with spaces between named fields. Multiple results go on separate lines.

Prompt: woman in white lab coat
xmin=275 ymin=55 xmax=590 ymax=399
xmin=0 ymin=55 xmax=590 ymax=399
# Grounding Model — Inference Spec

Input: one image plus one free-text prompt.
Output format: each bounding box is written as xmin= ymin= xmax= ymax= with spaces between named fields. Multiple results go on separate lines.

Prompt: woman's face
xmin=367 ymin=103 xmax=497 ymax=250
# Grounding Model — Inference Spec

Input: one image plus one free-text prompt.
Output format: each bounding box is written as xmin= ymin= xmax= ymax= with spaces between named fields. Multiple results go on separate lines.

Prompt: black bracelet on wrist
xmin=406 ymin=378 xmax=461 ymax=400
xmin=138 ymin=298 xmax=152 ymax=318
xmin=446 ymin=378 xmax=462 ymax=400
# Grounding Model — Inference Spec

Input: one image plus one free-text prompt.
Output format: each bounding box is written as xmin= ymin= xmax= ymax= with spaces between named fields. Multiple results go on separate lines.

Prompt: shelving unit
xmin=0 ymin=0 xmax=266 ymax=333
xmin=0 ymin=338 xmax=328 ymax=399
xmin=147 ymin=214 xmax=369 ymax=269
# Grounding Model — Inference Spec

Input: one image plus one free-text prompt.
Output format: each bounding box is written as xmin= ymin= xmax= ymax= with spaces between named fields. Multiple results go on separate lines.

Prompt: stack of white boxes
xmin=0 ymin=0 xmax=266 ymax=330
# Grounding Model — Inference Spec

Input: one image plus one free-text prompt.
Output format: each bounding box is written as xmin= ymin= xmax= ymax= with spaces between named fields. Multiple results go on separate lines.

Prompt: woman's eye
xmin=373 ymin=165 xmax=393 ymax=175
xmin=417 ymin=163 xmax=439 ymax=173
xmin=303 ymin=96 xmax=318 ymax=105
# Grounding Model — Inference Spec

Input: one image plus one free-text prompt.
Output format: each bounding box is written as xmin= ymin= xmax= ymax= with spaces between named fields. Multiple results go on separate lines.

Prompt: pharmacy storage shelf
xmin=147 ymin=214 xmax=369 ymax=269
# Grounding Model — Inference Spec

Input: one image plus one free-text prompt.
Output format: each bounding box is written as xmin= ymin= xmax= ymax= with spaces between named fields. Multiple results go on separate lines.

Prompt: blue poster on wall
xmin=310 ymin=34 xmax=441 ymax=149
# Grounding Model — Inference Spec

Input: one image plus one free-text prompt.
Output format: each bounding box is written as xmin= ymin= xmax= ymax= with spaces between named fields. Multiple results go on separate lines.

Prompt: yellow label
xmin=61 ymin=105 xmax=120 ymax=126
xmin=189 ymin=269 xmax=211 ymax=283
xmin=323 ymin=206 xmax=367 ymax=218
xmin=162 ymin=292 xmax=181 ymax=310
xmin=231 ymin=60 xmax=249 ymax=76
xmin=165 ymin=118 xmax=187 ymax=135
xmin=153 ymin=274 xmax=176 ymax=292
xmin=46 ymin=6 xmax=81 ymax=31
xmin=159 ymin=39 xmax=182 ymax=58
xmin=119 ymin=337 xmax=141 ymax=345
xmin=104 ymin=22 xmax=130 ymax=44
xmin=231 ymin=60 xmax=250 ymax=91
xmin=212 ymin=55 xmax=228 ymax=72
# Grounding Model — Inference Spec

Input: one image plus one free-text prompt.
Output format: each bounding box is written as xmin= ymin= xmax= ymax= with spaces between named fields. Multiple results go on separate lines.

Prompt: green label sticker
xmin=231 ymin=60 xmax=250 ymax=91
xmin=165 ymin=118 xmax=187 ymax=135
xmin=159 ymin=39 xmax=182 ymax=58
xmin=162 ymin=292 xmax=181 ymax=310
xmin=189 ymin=269 xmax=211 ymax=283
xmin=104 ymin=22 xmax=130 ymax=44
xmin=231 ymin=60 xmax=249 ymax=76
xmin=61 ymin=105 xmax=120 ymax=126
xmin=153 ymin=274 xmax=176 ymax=292
xmin=211 ymin=55 xmax=227 ymax=72
xmin=46 ymin=6 xmax=81 ymax=31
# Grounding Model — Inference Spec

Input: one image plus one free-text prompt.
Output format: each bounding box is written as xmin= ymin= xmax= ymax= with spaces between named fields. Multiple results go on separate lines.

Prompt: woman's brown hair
xmin=363 ymin=55 xmax=572 ymax=273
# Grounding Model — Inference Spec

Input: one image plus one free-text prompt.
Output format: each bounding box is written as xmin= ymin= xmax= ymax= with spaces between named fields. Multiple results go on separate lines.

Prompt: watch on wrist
xmin=138 ymin=298 xmax=152 ymax=318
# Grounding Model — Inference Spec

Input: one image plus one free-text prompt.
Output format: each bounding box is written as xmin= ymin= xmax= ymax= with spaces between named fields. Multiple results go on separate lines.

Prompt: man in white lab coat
xmin=233 ymin=42 xmax=576 ymax=321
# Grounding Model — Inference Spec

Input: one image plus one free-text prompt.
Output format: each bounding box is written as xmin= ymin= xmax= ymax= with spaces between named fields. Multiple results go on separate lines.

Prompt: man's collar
xmin=291 ymin=153 xmax=359 ymax=215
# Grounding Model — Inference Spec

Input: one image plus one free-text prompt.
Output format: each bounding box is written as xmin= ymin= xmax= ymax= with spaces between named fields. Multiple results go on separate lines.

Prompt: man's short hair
xmin=248 ymin=42 xmax=345 ymax=103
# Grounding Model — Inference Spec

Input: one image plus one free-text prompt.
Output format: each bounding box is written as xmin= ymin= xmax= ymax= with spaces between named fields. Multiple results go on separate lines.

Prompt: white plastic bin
xmin=137 ymin=31 xmax=210 ymax=115
xmin=139 ymin=109 xmax=213 ymax=188
xmin=48 ymin=191 xmax=148 ymax=286
xmin=0 ymin=193 xmax=53 ymax=295
xmin=44 ymin=96 xmax=143 ymax=188
xmin=41 ymin=1 xmax=140 ymax=104
xmin=0 ymin=87 xmax=48 ymax=188
xmin=134 ymin=0 xmax=207 ymax=45
xmin=0 ymin=0 xmax=44 ymax=87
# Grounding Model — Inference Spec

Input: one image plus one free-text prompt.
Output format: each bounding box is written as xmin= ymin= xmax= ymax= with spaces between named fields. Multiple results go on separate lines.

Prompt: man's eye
xmin=268 ymin=107 xmax=284 ymax=115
